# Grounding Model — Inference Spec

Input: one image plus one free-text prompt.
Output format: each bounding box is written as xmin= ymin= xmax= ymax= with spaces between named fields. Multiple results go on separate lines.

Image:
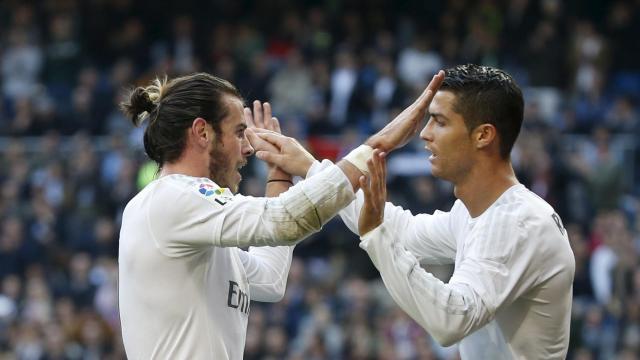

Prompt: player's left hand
xmin=245 ymin=101 xmax=281 ymax=155
xmin=244 ymin=101 xmax=292 ymax=180
xmin=358 ymin=149 xmax=387 ymax=236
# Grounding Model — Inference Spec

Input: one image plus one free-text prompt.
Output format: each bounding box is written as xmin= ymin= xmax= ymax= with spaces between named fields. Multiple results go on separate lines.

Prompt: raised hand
xmin=358 ymin=149 xmax=387 ymax=236
xmin=251 ymin=130 xmax=316 ymax=178
xmin=245 ymin=101 xmax=281 ymax=154
xmin=244 ymin=101 xmax=292 ymax=182
xmin=245 ymin=100 xmax=281 ymax=133
xmin=366 ymin=70 xmax=445 ymax=152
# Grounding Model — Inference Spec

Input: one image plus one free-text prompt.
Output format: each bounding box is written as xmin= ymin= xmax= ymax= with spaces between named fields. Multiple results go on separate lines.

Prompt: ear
xmin=473 ymin=124 xmax=497 ymax=150
xmin=191 ymin=117 xmax=213 ymax=148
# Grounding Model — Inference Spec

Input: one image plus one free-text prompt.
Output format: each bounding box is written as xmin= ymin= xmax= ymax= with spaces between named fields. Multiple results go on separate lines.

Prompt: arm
xmin=307 ymin=154 xmax=456 ymax=264
xmin=236 ymin=245 xmax=292 ymax=302
xmin=357 ymin=155 xmax=531 ymax=346
xmin=340 ymin=191 xmax=456 ymax=264
xmin=360 ymin=224 xmax=483 ymax=346
xmin=249 ymin=70 xmax=446 ymax=184
xmin=149 ymin=103 xmax=356 ymax=256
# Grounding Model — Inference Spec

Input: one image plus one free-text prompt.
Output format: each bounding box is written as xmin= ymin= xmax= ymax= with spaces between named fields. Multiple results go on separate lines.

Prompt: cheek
xmin=442 ymin=133 xmax=471 ymax=160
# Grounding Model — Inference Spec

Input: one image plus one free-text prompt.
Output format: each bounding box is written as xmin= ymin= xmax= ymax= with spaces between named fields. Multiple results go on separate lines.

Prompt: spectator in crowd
xmin=0 ymin=1 xmax=639 ymax=358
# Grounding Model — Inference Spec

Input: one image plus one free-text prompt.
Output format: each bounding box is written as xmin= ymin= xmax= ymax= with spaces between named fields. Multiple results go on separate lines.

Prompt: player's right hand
xmin=366 ymin=70 xmax=444 ymax=152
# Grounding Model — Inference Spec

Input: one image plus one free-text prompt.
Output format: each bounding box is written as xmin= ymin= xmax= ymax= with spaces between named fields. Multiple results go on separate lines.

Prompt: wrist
xmin=364 ymin=135 xmax=384 ymax=150
xmin=267 ymin=168 xmax=292 ymax=182
xmin=300 ymin=157 xmax=315 ymax=178
xmin=344 ymin=144 xmax=374 ymax=175
xmin=267 ymin=178 xmax=294 ymax=186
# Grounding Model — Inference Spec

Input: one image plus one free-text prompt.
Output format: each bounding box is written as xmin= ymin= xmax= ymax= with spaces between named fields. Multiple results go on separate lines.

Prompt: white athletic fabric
xmin=119 ymin=162 xmax=354 ymax=359
xmin=309 ymin=160 xmax=575 ymax=360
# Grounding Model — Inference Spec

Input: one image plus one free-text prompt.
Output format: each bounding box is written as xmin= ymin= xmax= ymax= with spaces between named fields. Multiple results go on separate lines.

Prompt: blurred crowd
xmin=1 ymin=0 xmax=639 ymax=359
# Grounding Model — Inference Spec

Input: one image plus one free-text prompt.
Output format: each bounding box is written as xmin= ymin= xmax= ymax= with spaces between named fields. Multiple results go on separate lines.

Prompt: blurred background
xmin=0 ymin=0 xmax=639 ymax=359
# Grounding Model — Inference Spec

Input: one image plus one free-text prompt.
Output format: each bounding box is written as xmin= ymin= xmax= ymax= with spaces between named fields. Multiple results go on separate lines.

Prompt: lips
xmin=425 ymin=146 xmax=436 ymax=161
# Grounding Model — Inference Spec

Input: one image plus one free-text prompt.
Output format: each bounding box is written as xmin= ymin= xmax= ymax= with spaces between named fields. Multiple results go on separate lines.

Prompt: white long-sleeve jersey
xmin=327 ymin=159 xmax=575 ymax=359
xmin=118 ymin=163 xmax=354 ymax=359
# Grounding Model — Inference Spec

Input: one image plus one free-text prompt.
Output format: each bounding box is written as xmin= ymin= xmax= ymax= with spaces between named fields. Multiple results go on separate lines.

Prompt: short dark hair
xmin=441 ymin=64 xmax=524 ymax=159
xmin=120 ymin=73 xmax=242 ymax=166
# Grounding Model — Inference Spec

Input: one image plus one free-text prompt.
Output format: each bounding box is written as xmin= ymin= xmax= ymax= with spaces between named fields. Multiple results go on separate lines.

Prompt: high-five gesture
xmin=366 ymin=71 xmax=445 ymax=152
xmin=244 ymin=101 xmax=282 ymax=157
xmin=358 ymin=149 xmax=387 ymax=236
xmin=252 ymin=129 xmax=316 ymax=178
xmin=244 ymin=101 xmax=294 ymax=184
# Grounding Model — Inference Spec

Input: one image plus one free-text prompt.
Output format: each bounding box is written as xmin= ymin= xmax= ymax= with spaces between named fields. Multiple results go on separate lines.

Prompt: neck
xmin=159 ymin=155 xmax=208 ymax=179
xmin=453 ymin=160 xmax=519 ymax=218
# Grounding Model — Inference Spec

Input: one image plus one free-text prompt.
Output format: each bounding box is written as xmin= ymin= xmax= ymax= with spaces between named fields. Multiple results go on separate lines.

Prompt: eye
xmin=428 ymin=116 xmax=444 ymax=127
xmin=237 ymin=129 xmax=245 ymax=138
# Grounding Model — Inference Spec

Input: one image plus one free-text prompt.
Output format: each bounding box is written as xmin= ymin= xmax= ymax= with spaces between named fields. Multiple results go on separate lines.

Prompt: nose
xmin=419 ymin=118 xmax=434 ymax=142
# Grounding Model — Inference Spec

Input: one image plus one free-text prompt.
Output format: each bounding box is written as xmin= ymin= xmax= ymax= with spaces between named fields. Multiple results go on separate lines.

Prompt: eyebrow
xmin=429 ymin=112 xmax=449 ymax=121
xmin=236 ymin=123 xmax=247 ymax=131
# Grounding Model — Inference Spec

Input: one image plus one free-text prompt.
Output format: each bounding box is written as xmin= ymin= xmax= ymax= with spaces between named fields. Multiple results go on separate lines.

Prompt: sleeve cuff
xmin=359 ymin=223 xmax=385 ymax=247
xmin=306 ymin=159 xmax=334 ymax=178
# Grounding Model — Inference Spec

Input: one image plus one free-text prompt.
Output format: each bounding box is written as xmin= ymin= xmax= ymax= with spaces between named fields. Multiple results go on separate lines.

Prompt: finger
xmin=244 ymin=107 xmax=256 ymax=128
xmin=377 ymin=152 xmax=386 ymax=196
xmin=251 ymin=127 xmax=279 ymax=135
xmin=272 ymin=117 xmax=281 ymax=134
xmin=415 ymin=70 xmax=445 ymax=111
xmin=255 ymin=150 xmax=284 ymax=165
xmin=263 ymin=102 xmax=273 ymax=131
xmin=424 ymin=70 xmax=445 ymax=102
xmin=366 ymin=156 xmax=379 ymax=197
xmin=246 ymin=129 xmax=279 ymax=152
xmin=380 ymin=152 xmax=387 ymax=183
xmin=369 ymin=150 xmax=379 ymax=185
xmin=379 ymin=153 xmax=387 ymax=200
xmin=359 ymin=175 xmax=371 ymax=199
xmin=372 ymin=151 xmax=384 ymax=196
xmin=253 ymin=100 xmax=264 ymax=128
xmin=256 ymin=131 xmax=289 ymax=148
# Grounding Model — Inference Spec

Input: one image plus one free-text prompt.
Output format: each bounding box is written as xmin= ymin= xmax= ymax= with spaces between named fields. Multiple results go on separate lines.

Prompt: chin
xmin=430 ymin=167 xmax=442 ymax=178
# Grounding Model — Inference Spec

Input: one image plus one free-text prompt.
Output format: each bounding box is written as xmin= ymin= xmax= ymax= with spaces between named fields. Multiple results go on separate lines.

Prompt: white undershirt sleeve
xmin=235 ymin=246 xmax=294 ymax=302
xmin=360 ymin=220 xmax=530 ymax=346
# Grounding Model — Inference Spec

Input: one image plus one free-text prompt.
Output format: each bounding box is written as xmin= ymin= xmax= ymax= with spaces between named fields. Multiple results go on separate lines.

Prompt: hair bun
xmin=120 ymin=87 xmax=156 ymax=127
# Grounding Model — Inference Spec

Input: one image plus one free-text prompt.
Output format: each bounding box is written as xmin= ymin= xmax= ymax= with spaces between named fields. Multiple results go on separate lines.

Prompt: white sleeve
xmin=235 ymin=245 xmax=294 ymax=302
xmin=360 ymin=217 xmax=532 ymax=346
xmin=307 ymin=159 xmax=457 ymax=264
xmin=149 ymin=164 xmax=355 ymax=257
xmin=339 ymin=191 xmax=457 ymax=265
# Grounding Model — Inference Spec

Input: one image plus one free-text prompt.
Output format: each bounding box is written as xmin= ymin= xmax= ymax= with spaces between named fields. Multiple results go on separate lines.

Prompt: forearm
xmin=336 ymin=160 xmax=364 ymax=192
xmin=217 ymin=164 xmax=355 ymax=247
xmin=308 ymin=159 xmax=362 ymax=234
xmin=361 ymin=224 xmax=488 ymax=346
xmin=241 ymin=246 xmax=293 ymax=302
